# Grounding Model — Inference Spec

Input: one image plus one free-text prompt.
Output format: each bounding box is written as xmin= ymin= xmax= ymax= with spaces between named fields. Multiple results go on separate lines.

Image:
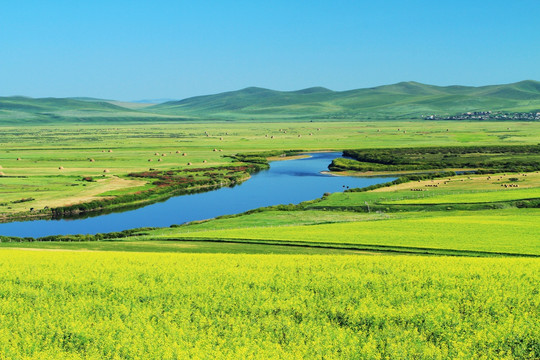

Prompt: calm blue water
xmin=0 ymin=152 xmax=393 ymax=238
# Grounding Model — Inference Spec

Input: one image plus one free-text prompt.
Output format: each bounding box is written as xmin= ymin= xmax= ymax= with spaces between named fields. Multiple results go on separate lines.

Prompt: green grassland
xmin=1 ymin=117 xmax=540 ymax=358
xmin=2 ymin=120 xmax=539 ymax=221
xmin=151 ymin=80 xmax=540 ymax=120
xmin=2 ymin=80 xmax=540 ymax=123
xmin=0 ymin=250 xmax=537 ymax=359
xmin=135 ymin=208 xmax=540 ymax=256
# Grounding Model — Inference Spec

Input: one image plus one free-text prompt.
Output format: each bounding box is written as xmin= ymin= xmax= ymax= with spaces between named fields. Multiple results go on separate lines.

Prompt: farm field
xmin=0 ymin=120 xmax=539 ymax=359
xmin=1 ymin=121 xmax=540 ymax=221
xmin=140 ymin=208 xmax=540 ymax=256
xmin=312 ymin=170 xmax=540 ymax=209
xmin=0 ymin=250 xmax=537 ymax=359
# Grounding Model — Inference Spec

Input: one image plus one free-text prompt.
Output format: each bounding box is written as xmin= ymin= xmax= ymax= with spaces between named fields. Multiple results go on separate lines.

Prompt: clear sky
xmin=1 ymin=0 xmax=539 ymax=101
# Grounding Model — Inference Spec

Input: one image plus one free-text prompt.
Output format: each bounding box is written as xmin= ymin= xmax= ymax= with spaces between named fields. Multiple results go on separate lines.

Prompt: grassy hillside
xmin=0 ymin=96 xmax=187 ymax=124
xmin=151 ymin=80 xmax=540 ymax=120
xmin=2 ymin=80 xmax=540 ymax=123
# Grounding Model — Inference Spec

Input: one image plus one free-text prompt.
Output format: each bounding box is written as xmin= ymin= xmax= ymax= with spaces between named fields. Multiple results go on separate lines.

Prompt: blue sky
xmin=1 ymin=0 xmax=539 ymax=100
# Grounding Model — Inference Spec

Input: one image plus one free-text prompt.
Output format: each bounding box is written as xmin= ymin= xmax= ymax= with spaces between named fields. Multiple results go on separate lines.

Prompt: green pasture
xmin=145 ymin=208 xmax=540 ymax=256
xmin=1 ymin=121 xmax=540 ymax=219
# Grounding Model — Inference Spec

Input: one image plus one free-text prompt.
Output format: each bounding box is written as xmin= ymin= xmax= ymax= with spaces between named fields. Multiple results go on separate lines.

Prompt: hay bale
xmin=176 ymin=150 xmax=180 ymax=154
xmin=271 ymin=136 xmax=274 ymax=139
xmin=158 ymin=158 xmax=162 ymax=162
xmin=203 ymin=160 xmax=207 ymax=163
xmin=155 ymin=152 xmax=159 ymax=156
xmin=219 ymin=149 xmax=223 ymax=152
xmin=148 ymin=159 xmax=152 ymax=162
xmin=108 ymin=149 xmax=113 ymax=153
xmin=58 ymin=166 xmax=64 ymax=170
xmin=16 ymin=158 xmax=21 ymax=161
xmin=89 ymin=158 xmax=95 ymax=162
xmin=213 ymin=148 xmax=217 ymax=152
xmin=298 ymin=135 xmax=301 ymax=137
xmin=187 ymin=162 xmax=192 ymax=166
xmin=0 ymin=172 xmax=4 ymax=176
xmin=103 ymin=169 xmax=110 ymax=173
xmin=220 ymin=137 xmax=223 ymax=140
xmin=162 ymin=153 xmax=166 ymax=156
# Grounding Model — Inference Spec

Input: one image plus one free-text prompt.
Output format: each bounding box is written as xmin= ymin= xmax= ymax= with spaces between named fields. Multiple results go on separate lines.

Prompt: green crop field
xmin=144 ymin=209 xmax=540 ymax=256
xmin=0 ymin=250 xmax=537 ymax=359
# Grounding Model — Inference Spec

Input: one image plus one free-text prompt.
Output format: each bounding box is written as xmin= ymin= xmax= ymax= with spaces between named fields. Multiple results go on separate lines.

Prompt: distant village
xmin=423 ymin=111 xmax=540 ymax=121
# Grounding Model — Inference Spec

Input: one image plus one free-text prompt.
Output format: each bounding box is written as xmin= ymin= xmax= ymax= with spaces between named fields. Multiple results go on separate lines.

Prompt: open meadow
xmin=0 ymin=120 xmax=539 ymax=359
xmin=1 ymin=120 xmax=540 ymax=220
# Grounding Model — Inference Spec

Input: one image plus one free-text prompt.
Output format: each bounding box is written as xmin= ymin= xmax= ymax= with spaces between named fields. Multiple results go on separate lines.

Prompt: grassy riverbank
xmin=1 ymin=121 xmax=540 ymax=221
xmin=1 ymin=120 xmax=539 ymax=359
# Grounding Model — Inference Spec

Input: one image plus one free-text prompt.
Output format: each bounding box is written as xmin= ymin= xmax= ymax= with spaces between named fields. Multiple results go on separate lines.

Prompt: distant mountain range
xmin=1 ymin=80 xmax=540 ymax=124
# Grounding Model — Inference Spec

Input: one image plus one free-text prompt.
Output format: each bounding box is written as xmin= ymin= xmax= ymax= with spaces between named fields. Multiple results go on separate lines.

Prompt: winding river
xmin=0 ymin=152 xmax=393 ymax=238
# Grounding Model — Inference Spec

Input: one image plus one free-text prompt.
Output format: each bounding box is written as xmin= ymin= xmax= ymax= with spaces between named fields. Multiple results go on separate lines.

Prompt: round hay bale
xmin=309 ymin=133 xmax=313 ymax=136
xmin=176 ymin=150 xmax=180 ymax=154
xmin=203 ymin=160 xmax=207 ymax=163
xmin=265 ymin=134 xmax=268 ymax=137
xmin=108 ymin=149 xmax=113 ymax=153
xmin=187 ymin=162 xmax=192 ymax=166
xmin=89 ymin=158 xmax=95 ymax=162
xmin=213 ymin=148 xmax=217 ymax=152
xmin=220 ymin=137 xmax=223 ymax=140
xmin=219 ymin=149 xmax=223 ymax=152
xmin=103 ymin=169 xmax=110 ymax=173
xmin=298 ymin=135 xmax=301 ymax=137
xmin=148 ymin=159 xmax=152 ymax=162
xmin=271 ymin=136 xmax=274 ymax=139
xmin=58 ymin=166 xmax=64 ymax=170
xmin=158 ymin=158 xmax=162 ymax=162
xmin=0 ymin=172 xmax=4 ymax=176
xmin=182 ymin=153 xmax=187 ymax=156
xmin=155 ymin=152 xmax=159 ymax=156
xmin=16 ymin=158 xmax=21 ymax=161
xmin=162 ymin=153 xmax=166 ymax=156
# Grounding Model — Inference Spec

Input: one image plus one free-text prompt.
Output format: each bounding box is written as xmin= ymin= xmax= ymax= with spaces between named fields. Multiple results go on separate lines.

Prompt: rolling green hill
xmin=1 ymin=80 xmax=539 ymax=123
xmin=151 ymin=80 xmax=540 ymax=120
xmin=0 ymin=96 xmax=187 ymax=124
